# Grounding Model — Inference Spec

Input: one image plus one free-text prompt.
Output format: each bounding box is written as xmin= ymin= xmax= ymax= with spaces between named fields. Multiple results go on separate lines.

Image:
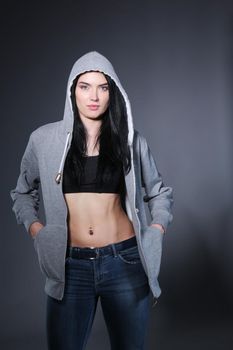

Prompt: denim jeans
xmin=46 ymin=236 xmax=151 ymax=350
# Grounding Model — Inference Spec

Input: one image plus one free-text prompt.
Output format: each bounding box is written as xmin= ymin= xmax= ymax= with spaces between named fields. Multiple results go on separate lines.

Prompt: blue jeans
xmin=46 ymin=236 xmax=150 ymax=350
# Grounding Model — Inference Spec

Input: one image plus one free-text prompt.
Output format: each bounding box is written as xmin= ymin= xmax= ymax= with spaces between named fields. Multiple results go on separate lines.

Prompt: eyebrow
xmin=78 ymin=81 xmax=108 ymax=86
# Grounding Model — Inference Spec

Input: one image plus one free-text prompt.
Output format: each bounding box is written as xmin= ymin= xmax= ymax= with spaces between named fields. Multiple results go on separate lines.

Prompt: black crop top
xmin=62 ymin=155 xmax=125 ymax=194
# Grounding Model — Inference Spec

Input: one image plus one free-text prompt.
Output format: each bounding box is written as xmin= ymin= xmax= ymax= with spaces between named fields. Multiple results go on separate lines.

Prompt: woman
xmin=10 ymin=51 xmax=173 ymax=350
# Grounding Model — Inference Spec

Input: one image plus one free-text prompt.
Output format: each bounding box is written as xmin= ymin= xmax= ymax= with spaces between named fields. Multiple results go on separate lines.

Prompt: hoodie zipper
xmin=55 ymin=132 xmax=71 ymax=184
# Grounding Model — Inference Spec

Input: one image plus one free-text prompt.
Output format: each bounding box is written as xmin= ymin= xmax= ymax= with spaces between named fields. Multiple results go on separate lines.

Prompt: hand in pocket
xmin=29 ymin=221 xmax=44 ymax=239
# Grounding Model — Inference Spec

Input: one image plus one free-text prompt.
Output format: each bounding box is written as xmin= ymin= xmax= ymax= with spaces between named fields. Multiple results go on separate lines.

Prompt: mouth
xmin=87 ymin=105 xmax=100 ymax=110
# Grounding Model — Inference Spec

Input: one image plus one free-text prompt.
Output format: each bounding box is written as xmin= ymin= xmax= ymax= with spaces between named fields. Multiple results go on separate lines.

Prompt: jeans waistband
xmin=66 ymin=235 xmax=137 ymax=260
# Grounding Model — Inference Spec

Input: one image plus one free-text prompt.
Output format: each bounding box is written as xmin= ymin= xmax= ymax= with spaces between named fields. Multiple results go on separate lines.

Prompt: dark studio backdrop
xmin=1 ymin=0 xmax=233 ymax=349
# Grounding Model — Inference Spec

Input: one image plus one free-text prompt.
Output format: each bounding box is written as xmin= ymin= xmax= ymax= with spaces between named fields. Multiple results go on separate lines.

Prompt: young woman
xmin=10 ymin=51 xmax=173 ymax=350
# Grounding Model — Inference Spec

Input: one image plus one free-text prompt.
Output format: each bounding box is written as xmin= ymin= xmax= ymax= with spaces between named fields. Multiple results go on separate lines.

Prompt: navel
xmin=89 ymin=226 xmax=94 ymax=235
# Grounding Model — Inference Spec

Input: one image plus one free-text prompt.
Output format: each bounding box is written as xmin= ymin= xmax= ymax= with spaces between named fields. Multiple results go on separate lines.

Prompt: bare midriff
xmin=64 ymin=192 xmax=135 ymax=248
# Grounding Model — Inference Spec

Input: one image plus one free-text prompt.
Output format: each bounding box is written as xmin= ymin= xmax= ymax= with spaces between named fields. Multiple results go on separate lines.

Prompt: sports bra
xmin=62 ymin=155 xmax=125 ymax=194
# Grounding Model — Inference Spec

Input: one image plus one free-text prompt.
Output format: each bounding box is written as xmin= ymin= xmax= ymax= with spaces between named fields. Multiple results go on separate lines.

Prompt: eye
xmin=80 ymin=85 xmax=88 ymax=90
xmin=101 ymin=86 xmax=109 ymax=91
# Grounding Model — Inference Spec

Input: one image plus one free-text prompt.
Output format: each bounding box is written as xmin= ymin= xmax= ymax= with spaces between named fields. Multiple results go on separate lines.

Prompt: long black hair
xmin=64 ymin=71 xmax=132 ymax=188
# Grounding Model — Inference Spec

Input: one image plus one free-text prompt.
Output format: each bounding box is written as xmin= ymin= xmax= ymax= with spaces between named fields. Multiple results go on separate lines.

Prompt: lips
xmin=87 ymin=105 xmax=100 ymax=110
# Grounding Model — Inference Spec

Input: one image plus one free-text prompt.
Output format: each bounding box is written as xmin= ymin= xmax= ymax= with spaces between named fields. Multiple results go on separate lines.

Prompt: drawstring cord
xmin=55 ymin=132 xmax=71 ymax=184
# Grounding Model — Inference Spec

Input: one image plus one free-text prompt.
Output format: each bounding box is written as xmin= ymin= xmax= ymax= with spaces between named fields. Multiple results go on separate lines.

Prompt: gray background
xmin=1 ymin=0 xmax=233 ymax=349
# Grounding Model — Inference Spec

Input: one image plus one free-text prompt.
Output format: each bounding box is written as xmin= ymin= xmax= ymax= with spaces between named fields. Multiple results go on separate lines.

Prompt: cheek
xmin=75 ymin=93 xmax=85 ymax=107
xmin=103 ymin=94 xmax=110 ymax=107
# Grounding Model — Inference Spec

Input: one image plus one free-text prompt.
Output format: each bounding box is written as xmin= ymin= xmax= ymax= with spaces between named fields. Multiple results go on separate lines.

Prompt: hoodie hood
xmin=62 ymin=51 xmax=134 ymax=145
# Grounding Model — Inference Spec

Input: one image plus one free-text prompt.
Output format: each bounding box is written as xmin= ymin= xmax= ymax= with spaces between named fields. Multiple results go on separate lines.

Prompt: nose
xmin=90 ymin=88 xmax=99 ymax=101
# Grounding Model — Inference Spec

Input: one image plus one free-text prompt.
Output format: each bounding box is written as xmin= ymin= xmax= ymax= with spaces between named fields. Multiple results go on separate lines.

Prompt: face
xmin=75 ymin=71 xmax=109 ymax=122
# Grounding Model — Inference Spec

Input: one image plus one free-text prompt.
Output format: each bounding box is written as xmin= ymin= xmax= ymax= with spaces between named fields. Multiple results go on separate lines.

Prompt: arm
xmin=10 ymin=133 xmax=43 ymax=236
xmin=139 ymin=135 xmax=173 ymax=233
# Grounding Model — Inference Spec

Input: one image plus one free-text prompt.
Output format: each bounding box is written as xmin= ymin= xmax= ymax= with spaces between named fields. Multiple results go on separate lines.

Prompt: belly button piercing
xmin=89 ymin=226 xmax=94 ymax=235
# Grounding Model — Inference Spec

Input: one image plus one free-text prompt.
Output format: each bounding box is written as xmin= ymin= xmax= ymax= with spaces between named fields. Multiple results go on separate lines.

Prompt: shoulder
xmin=133 ymin=128 xmax=148 ymax=150
xmin=29 ymin=121 xmax=62 ymax=143
xmin=27 ymin=121 xmax=63 ymax=156
xmin=31 ymin=121 xmax=61 ymax=137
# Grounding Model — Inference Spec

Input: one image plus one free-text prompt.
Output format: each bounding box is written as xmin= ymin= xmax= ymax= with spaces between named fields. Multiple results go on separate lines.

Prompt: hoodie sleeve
xmin=10 ymin=132 xmax=41 ymax=233
xmin=139 ymin=135 xmax=174 ymax=232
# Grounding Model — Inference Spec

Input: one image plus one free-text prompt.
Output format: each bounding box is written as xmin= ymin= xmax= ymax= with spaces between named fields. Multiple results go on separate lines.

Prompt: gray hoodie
xmin=10 ymin=51 xmax=173 ymax=303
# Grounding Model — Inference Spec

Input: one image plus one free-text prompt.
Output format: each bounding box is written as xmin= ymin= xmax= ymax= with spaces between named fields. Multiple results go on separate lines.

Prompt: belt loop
xmin=111 ymin=243 xmax=118 ymax=258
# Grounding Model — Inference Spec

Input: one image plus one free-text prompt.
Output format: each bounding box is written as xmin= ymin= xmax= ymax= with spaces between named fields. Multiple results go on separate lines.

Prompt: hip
xmin=64 ymin=235 xmax=149 ymax=293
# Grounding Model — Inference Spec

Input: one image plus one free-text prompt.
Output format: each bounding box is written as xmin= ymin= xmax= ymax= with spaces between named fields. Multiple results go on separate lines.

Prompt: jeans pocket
xmin=118 ymin=245 xmax=141 ymax=265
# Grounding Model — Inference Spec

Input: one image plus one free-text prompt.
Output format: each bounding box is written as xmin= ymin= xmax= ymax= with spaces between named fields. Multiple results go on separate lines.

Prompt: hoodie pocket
xmin=140 ymin=225 xmax=164 ymax=279
xmin=33 ymin=224 xmax=67 ymax=281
